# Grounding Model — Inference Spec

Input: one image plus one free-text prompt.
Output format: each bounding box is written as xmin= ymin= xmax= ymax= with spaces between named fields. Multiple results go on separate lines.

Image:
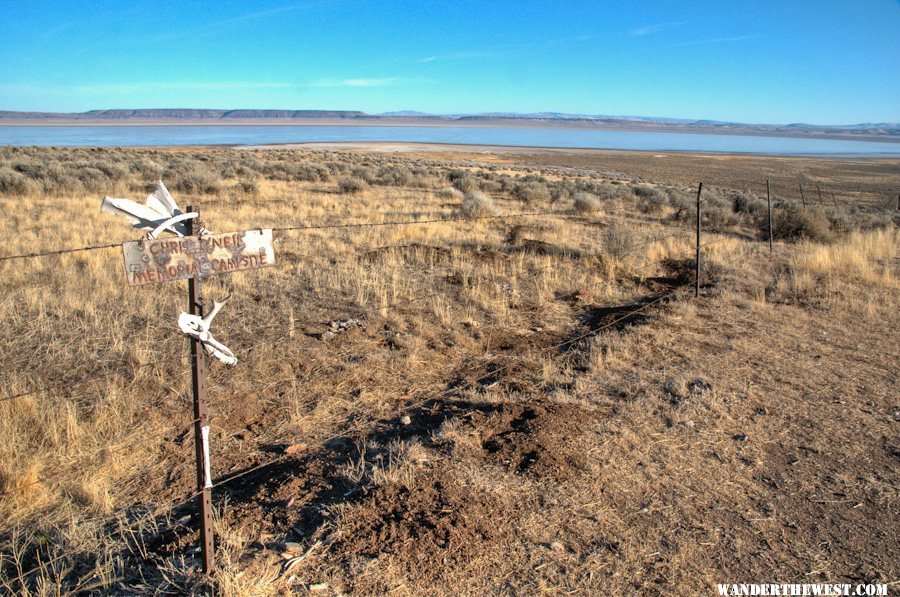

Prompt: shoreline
xmin=239 ymin=140 xmax=900 ymax=160
xmin=0 ymin=119 xmax=897 ymax=144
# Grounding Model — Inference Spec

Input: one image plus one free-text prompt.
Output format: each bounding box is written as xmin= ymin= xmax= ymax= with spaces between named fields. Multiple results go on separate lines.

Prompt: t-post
xmin=695 ymin=182 xmax=702 ymax=297
xmin=105 ymin=182 xmax=276 ymax=576
xmin=766 ymin=180 xmax=774 ymax=255
xmin=186 ymin=205 xmax=215 ymax=574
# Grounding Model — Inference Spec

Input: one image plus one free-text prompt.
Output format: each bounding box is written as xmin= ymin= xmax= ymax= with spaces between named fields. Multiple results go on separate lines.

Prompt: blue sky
xmin=0 ymin=0 xmax=898 ymax=124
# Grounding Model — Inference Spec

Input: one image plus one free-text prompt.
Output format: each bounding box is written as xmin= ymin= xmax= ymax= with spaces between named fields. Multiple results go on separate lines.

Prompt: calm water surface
xmin=1 ymin=125 xmax=898 ymax=156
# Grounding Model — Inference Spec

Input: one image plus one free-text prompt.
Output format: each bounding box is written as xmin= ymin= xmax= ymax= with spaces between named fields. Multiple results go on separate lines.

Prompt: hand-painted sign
xmin=122 ymin=229 xmax=275 ymax=286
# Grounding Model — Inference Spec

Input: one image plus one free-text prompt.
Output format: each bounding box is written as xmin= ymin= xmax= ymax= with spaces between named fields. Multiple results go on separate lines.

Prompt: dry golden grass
xmin=0 ymin=146 xmax=897 ymax=594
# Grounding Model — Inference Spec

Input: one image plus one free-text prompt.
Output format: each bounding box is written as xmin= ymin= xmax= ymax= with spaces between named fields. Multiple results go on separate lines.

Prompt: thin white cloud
xmin=416 ymin=35 xmax=595 ymax=63
xmin=0 ymin=78 xmax=411 ymax=97
xmin=311 ymin=78 xmax=404 ymax=88
xmin=674 ymin=35 xmax=759 ymax=47
xmin=206 ymin=4 xmax=305 ymax=28
xmin=149 ymin=2 xmax=340 ymax=41
xmin=416 ymin=50 xmax=505 ymax=63
xmin=630 ymin=22 xmax=685 ymax=36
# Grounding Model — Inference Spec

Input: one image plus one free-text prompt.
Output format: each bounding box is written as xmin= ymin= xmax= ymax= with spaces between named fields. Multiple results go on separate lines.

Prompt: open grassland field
xmin=0 ymin=146 xmax=898 ymax=595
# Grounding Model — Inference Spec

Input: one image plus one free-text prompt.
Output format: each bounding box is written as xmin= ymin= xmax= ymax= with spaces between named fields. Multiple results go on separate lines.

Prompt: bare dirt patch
xmin=474 ymin=401 xmax=598 ymax=480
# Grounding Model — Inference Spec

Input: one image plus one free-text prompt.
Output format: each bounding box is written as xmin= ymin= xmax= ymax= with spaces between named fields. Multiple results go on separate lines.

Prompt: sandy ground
xmin=243 ymin=142 xmax=900 ymax=207
xmin=239 ymin=141 xmax=643 ymax=153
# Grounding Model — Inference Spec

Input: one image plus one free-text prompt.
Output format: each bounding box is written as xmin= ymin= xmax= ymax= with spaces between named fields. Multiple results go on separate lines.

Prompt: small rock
xmin=550 ymin=541 xmax=565 ymax=552
xmin=284 ymin=542 xmax=303 ymax=553
xmin=400 ymin=415 xmax=412 ymax=425
xmin=285 ymin=443 xmax=308 ymax=455
xmin=573 ymin=288 xmax=592 ymax=303
xmin=688 ymin=378 xmax=712 ymax=395
xmin=321 ymin=319 xmax=366 ymax=340
xmin=311 ymin=583 xmax=329 ymax=592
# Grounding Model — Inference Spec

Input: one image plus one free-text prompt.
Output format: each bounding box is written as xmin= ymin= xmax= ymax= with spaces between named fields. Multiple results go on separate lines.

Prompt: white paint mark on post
xmin=201 ymin=425 xmax=212 ymax=489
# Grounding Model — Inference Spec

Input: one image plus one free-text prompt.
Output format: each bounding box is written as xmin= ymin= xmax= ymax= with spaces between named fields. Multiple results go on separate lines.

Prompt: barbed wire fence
xmin=0 ymin=182 xmax=789 ymax=590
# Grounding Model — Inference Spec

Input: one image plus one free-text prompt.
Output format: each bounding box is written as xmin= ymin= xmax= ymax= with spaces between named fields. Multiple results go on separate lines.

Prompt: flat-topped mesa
xmin=0 ymin=108 xmax=368 ymax=120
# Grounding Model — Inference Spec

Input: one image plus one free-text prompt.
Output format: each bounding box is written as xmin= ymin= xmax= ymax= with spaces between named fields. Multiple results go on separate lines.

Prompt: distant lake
xmin=1 ymin=125 xmax=899 ymax=156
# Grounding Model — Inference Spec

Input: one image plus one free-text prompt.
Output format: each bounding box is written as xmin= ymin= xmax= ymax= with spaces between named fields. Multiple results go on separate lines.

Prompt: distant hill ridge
xmin=0 ymin=109 xmax=367 ymax=120
xmin=1 ymin=109 xmax=896 ymax=138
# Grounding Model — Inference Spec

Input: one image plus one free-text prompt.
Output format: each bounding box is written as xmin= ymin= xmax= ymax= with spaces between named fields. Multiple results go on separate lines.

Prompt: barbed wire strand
xmin=8 ymin=223 xmax=696 ymax=587
xmin=0 ymin=210 xmax=576 ymax=263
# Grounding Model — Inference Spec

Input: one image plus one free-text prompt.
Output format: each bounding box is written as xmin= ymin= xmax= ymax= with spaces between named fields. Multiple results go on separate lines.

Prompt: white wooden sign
xmin=122 ymin=229 xmax=275 ymax=286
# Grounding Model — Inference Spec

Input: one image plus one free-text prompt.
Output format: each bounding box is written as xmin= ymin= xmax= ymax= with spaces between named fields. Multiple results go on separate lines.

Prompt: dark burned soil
xmin=144 ymin=255 xmax=898 ymax=594
xmin=130 ymin=238 xmax=899 ymax=595
xmin=217 ymin=398 xmax=607 ymax=592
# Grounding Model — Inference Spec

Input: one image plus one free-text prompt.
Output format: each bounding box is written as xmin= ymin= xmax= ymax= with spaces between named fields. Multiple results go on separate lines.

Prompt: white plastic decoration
xmin=101 ymin=180 xmax=202 ymax=239
xmin=178 ymin=297 xmax=238 ymax=366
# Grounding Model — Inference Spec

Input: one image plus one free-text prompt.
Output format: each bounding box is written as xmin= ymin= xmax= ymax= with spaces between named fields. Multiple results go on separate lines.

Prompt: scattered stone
xmin=550 ymin=541 xmax=566 ymax=552
xmin=285 ymin=443 xmax=308 ymax=455
xmin=319 ymin=318 xmax=366 ymax=340
xmin=311 ymin=583 xmax=329 ymax=592
xmin=571 ymin=288 xmax=593 ymax=303
xmin=175 ymin=515 xmax=191 ymax=526
xmin=283 ymin=542 xmax=303 ymax=553
xmin=688 ymin=378 xmax=712 ymax=396
xmin=400 ymin=415 xmax=412 ymax=425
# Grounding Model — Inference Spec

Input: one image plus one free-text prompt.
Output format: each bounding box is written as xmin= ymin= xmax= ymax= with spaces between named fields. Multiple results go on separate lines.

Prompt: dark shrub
xmin=171 ymin=167 xmax=220 ymax=194
xmin=452 ymin=174 xmax=480 ymax=193
xmin=513 ymin=182 xmax=551 ymax=204
xmin=0 ymin=167 xmax=35 ymax=195
xmin=761 ymin=206 xmax=833 ymax=243
xmin=731 ymin=190 xmax=766 ymax=217
xmin=603 ymin=224 xmax=637 ymax=260
xmin=634 ymin=184 xmax=667 ymax=213
xmin=459 ymin=191 xmax=500 ymax=219
xmin=237 ymin=180 xmax=260 ymax=196
xmin=338 ymin=176 xmax=368 ymax=194
xmin=374 ymin=166 xmax=413 ymax=187
xmin=573 ymin=192 xmax=602 ymax=214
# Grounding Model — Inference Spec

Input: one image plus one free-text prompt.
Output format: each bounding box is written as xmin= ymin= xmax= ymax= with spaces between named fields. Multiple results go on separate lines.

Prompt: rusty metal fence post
xmin=766 ymin=180 xmax=773 ymax=255
xmin=186 ymin=205 xmax=215 ymax=574
xmin=695 ymin=182 xmax=702 ymax=297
